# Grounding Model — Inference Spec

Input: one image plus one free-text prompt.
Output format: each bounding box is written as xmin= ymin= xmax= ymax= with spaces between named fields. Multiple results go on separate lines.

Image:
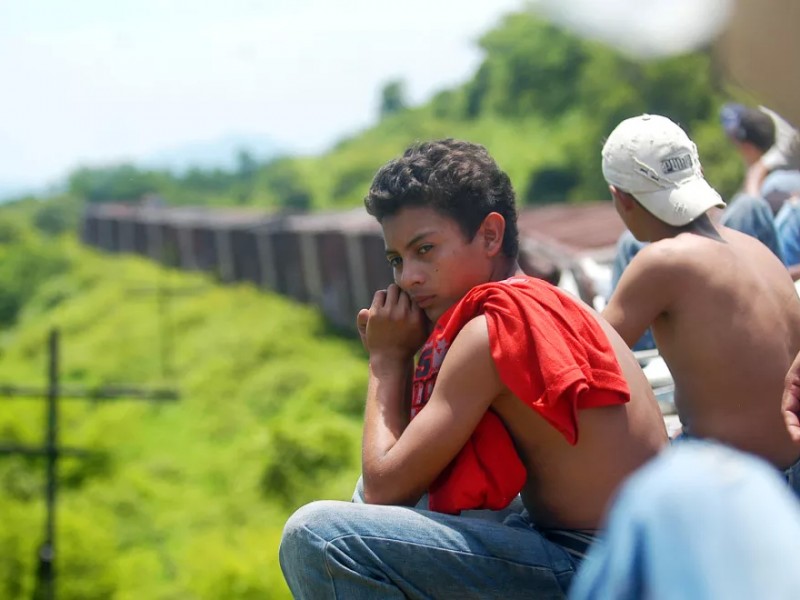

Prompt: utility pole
xmin=130 ymin=270 xmax=206 ymax=381
xmin=40 ymin=330 xmax=58 ymax=600
xmin=0 ymin=328 xmax=179 ymax=600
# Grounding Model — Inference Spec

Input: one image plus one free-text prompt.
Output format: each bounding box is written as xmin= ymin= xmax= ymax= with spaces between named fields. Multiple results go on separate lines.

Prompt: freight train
xmin=80 ymin=201 xmax=626 ymax=333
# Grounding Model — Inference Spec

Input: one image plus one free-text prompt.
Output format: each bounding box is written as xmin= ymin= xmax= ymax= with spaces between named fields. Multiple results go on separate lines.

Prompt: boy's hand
xmin=364 ymin=284 xmax=427 ymax=362
xmin=356 ymin=308 xmax=370 ymax=350
xmin=783 ymin=350 xmax=800 ymax=445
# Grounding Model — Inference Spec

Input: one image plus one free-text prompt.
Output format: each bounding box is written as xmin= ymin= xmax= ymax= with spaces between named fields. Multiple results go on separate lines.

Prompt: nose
xmin=396 ymin=260 xmax=424 ymax=291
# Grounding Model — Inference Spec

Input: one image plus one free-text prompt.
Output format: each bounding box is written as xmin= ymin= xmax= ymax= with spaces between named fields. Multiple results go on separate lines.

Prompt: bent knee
xmin=280 ymin=500 xmax=340 ymax=574
xmin=282 ymin=500 xmax=343 ymax=546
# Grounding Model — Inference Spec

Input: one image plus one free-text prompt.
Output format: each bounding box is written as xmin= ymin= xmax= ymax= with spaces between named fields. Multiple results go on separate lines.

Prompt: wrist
xmin=369 ymin=354 xmax=411 ymax=378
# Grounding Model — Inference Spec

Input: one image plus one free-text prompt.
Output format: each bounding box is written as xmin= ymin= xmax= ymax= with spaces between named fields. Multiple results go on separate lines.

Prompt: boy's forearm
xmin=361 ymin=357 xmax=414 ymax=503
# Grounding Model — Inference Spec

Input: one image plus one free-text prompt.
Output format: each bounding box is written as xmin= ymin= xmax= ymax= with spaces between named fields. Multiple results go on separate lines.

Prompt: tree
xmin=525 ymin=166 xmax=580 ymax=205
xmin=67 ymin=165 xmax=168 ymax=203
xmin=33 ymin=196 xmax=82 ymax=236
xmin=379 ymin=80 xmax=408 ymax=118
xmin=236 ymin=149 xmax=259 ymax=180
xmin=262 ymin=158 xmax=312 ymax=212
xmin=473 ymin=13 xmax=588 ymax=118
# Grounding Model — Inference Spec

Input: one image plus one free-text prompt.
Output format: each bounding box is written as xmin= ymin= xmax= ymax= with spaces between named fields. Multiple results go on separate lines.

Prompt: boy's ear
xmin=480 ymin=212 xmax=505 ymax=256
xmin=609 ymin=185 xmax=636 ymax=212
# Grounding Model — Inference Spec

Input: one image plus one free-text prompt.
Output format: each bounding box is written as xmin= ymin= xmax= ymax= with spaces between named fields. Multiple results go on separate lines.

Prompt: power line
xmin=0 ymin=328 xmax=179 ymax=600
xmin=129 ymin=270 xmax=207 ymax=380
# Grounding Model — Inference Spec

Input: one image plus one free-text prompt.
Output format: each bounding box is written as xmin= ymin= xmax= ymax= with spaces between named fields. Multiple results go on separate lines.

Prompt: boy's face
xmin=381 ymin=206 xmax=493 ymax=323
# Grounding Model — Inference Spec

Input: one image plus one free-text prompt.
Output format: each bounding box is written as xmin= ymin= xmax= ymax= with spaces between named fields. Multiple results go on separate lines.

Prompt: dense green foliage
xmin=0 ymin=232 xmax=368 ymax=598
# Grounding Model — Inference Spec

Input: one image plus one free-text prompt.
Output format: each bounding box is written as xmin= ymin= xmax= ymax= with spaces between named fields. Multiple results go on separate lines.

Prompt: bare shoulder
xmin=430 ymin=315 xmax=510 ymax=415
xmin=720 ymin=225 xmax=795 ymax=278
xmin=415 ymin=314 xmax=503 ymax=442
xmin=438 ymin=315 xmax=493 ymax=378
xmin=720 ymin=225 xmax=779 ymax=256
xmin=453 ymin=314 xmax=490 ymax=344
xmin=629 ymin=235 xmax=725 ymax=286
xmin=718 ymin=225 xmax=760 ymax=245
xmin=634 ymin=236 xmax=704 ymax=269
xmin=617 ymin=237 xmax=698 ymax=292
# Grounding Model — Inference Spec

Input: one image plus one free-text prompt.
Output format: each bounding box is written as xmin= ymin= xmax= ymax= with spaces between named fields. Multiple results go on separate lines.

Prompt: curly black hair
xmin=364 ymin=139 xmax=519 ymax=258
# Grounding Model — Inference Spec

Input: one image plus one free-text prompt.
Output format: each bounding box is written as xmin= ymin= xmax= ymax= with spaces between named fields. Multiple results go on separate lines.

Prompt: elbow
xmin=362 ymin=485 xmax=390 ymax=506
xmin=361 ymin=474 xmax=396 ymax=506
xmin=362 ymin=472 xmax=420 ymax=507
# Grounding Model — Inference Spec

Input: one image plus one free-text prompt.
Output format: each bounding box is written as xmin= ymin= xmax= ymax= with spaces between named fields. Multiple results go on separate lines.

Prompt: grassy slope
xmin=0 ymin=239 xmax=368 ymax=599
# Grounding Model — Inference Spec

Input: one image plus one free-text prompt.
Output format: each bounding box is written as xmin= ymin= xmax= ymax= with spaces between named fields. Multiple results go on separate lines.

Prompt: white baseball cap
xmin=602 ymin=114 xmax=725 ymax=226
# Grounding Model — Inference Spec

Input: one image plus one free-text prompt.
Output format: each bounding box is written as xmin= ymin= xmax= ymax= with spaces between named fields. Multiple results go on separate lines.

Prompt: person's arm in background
xmin=602 ymin=245 xmax=674 ymax=349
xmin=749 ymin=107 xmax=800 ymax=196
xmin=744 ymin=161 xmax=770 ymax=197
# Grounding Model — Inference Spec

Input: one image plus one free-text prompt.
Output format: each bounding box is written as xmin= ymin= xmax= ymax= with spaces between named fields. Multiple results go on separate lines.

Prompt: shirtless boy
xmin=601 ymin=114 xmax=800 ymax=484
xmin=280 ymin=139 xmax=667 ymax=598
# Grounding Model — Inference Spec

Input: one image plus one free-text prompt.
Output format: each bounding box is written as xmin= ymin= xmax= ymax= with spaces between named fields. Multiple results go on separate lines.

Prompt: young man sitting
xmin=280 ymin=138 xmax=667 ymax=598
xmin=601 ymin=114 xmax=800 ymax=491
xmin=720 ymin=103 xmax=800 ymax=211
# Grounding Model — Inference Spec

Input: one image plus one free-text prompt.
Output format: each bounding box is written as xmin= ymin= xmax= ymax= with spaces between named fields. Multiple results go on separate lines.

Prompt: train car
xmin=81 ymin=202 xmax=142 ymax=254
xmin=248 ymin=209 xmax=390 ymax=330
xmin=196 ymin=208 xmax=272 ymax=283
xmin=79 ymin=201 xmax=625 ymax=329
xmin=314 ymin=210 xmax=389 ymax=331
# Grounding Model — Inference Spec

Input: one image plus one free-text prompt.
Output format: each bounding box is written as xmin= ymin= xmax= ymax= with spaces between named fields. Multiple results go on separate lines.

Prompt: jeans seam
xmin=298 ymin=523 xmax=341 ymax=599
xmin=322 ymin=540 xmax=342 ymax=600
xmin=327 ymin=533 xmax=573 ymax=575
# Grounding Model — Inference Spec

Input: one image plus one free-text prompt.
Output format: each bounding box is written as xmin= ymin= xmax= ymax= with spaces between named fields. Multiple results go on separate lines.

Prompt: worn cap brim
xmin=635 ymin=176 xmax=726 ymax=226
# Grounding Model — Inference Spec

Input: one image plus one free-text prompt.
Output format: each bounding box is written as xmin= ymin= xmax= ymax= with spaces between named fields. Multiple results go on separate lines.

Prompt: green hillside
xmin=0 ymin=236 xmax=367 ymax=599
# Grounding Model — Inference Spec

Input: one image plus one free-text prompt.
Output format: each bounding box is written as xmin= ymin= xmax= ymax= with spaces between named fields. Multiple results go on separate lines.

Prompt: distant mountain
xmin=0 ymin=180 xmax=41 ymax=203
xmin=138 ymin=133 xmax=283 ymax=174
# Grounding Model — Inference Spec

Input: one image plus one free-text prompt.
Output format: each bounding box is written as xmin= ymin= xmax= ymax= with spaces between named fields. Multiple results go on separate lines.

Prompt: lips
xmin=412 ymin=295 xmax=435 ymax=308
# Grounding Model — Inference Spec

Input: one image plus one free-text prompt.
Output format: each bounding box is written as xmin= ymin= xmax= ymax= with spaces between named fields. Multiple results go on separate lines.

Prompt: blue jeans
xmin=569 ymin=441 xmax=800 ymax=600
xmin=761 ymin=169 xmax=800 ymax=215
xmin=279 ymin=481 xmax=580 ymax=599
xmin=776 ymin=199 xmax=800 ymax=266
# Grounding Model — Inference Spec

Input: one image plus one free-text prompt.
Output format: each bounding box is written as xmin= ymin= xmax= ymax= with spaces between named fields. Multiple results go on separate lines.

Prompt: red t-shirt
xmin=412 ymin=276 xmax=630 ymax=514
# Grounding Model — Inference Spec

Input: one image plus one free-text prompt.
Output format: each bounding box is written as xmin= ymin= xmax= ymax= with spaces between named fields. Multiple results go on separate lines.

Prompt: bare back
xmin=607 ymin=225 xmax=800 ymax=468
xmin=493 ymin=307 xmax=667 ymax=529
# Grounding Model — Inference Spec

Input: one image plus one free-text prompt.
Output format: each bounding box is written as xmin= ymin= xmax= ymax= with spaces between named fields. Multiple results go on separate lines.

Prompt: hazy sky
xmin=0 ymin=0 xmax=525 ymax=191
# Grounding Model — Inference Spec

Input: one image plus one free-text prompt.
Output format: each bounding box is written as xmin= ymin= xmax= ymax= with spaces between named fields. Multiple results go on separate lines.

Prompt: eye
xmin=387 ymin=255 xmax=402 ymax=268
xmin=418 ymin=244 xmax=433 ymax=255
